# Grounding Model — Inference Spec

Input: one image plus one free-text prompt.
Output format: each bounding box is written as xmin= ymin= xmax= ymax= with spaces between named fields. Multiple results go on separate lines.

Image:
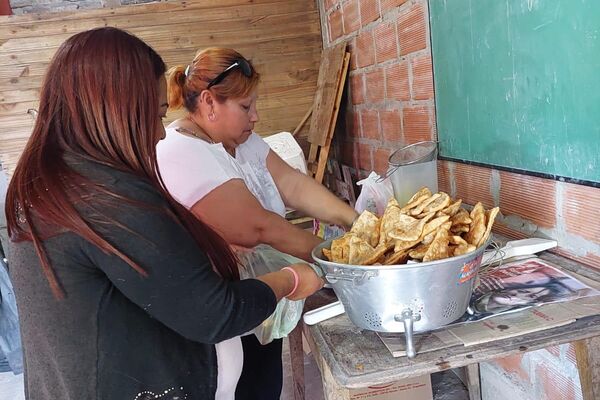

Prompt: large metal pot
xmin=311 ymin=238 xmax=490 ymax=357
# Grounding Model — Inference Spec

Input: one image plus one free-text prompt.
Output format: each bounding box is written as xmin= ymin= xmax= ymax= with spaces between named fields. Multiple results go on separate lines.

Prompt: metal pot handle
xmin=325 ymin=268 xmax=378 ymax=285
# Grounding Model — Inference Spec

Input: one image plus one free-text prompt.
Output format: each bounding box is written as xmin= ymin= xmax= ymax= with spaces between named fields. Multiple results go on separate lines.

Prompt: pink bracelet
xmin=281 ymin=267 xmax=300 ymax=298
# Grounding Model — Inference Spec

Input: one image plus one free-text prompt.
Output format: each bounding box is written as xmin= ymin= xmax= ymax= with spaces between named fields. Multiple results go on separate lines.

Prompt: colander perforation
xmin=442 ymin=300 xmax=458 ymax=319
xmin=364 ymin=312 xmax=382 ymax=329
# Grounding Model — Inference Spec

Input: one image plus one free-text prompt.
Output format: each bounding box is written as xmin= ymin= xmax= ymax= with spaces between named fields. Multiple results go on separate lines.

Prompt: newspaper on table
xmin=378 ymin=257 xmax=600 ymax=356
xmin=460 ymin=257 xmax=600 ymax=322
xmin=447 ymin=297 xmax=600 ymax=346
xmin=377 ymin=330 xmax=462 ymax=358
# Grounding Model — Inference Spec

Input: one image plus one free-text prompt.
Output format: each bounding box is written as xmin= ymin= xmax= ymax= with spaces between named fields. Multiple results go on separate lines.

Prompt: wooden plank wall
xmin=0 ymin=0 xmax=322 ymax=175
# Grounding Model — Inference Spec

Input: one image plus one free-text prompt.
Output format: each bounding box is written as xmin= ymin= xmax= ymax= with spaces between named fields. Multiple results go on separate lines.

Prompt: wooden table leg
xmin=575 ymin=337 xmax=600 ymax=400
xmin=289 ymin=323 xmax=305 ymax=400
xmin=464 ymin=363 xmax=482 ymax=400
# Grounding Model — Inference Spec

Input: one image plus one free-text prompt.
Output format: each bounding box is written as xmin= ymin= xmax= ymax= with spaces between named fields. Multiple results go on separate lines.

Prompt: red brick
xmin=360 ymin=0 xmax=379 ymax=26
xmin=402 ymin=106 xmax=432 ymax=143
xmin=348 ymin=38 xmax=358 ymax=70
xmin=365 ymin=68 xmax=385 ymax=103
xmin=563 ymin=183 xmax=600 ymax=244
xmin=379 ymin=109 xmax=403 ymax=142
xmin=380 ymin=0 xmax=408 ymax=15
xmin=356 ymin=142 xmax=372 ymax=171
xmin=581 ymin=253 xmax=600 ymax=270
xmin=499 ymin=172 xmax=556 ymax=229
xmin=544 ymin=344 xmax=574 ymax=365
xmin=551 ymin=247 xmax=600 ymax=271
xmin=536 ymin=364 xmax=577 ymax=400
xmin=546 ymin=346 xmax=561 ymax=359
xmin=342 ymin=0 xmax=361 ymax=35
xmin=373 ymin=147 xmax=392 ymax=175
xmin=493 ymin=354 xmax=529 ymax=381
xmin=350 ymin=73 xmax=365 ymax=105
xmin=566 ymin=343 xmax=577 ymax=365
xmin=397 ymin=4 xmax=428 ymax=55
xmin=374 ymin=22 xmax=398 ymax=64
xmin=356 ymin=30 xmax=375 ymax=68
xmin=360 ymin=109 xmax=380 ymax=140
xmin=453 ymin=163 xmax=495 ymax=209
xmin=385 ymin=61 xmax=410 ymax=101
xmin=411 ymin=54 xmax=434 ymax=100
xmin=328 ymin=8 xmax=344 ymax=42
xmin=437 ymin=160 xmax=452 ymax=195
xmin=339 ymin=140 xmax=357 ymax=167
xmin=325 ymin=0 xmax=338 ymax=12
xmin=346 ymin=110 xmax=361 ymax=138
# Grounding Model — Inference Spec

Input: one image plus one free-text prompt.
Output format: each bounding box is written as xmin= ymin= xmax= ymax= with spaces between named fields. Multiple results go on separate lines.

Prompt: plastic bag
xmin=313 ymin=220 xmax=347 ymax=240
xmin=236 ymin=245 xmax=321 ymax=345
xmin=354 ymin=171 xmax=394 ymax=216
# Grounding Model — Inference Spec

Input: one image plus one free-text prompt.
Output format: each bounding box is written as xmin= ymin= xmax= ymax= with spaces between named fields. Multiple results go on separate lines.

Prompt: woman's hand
xmin=257 ymin=262 xmax=324 ymax=301
xmin=283 ymin=263 xmax=324 ymax=301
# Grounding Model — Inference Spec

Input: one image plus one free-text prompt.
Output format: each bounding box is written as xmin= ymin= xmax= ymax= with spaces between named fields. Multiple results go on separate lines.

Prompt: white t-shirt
xmin=157 ymin=128 xmax=286 ymax=216
xmin=156 ymin=128 xmax=286 ymax=400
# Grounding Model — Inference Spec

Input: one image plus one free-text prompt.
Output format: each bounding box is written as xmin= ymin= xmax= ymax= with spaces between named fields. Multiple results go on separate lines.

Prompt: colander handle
xmin=326 ymin=268 xmax=378 ymax=285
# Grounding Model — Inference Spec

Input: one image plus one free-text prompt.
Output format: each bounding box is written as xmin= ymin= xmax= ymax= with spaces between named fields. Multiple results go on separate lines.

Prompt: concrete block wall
xmin=318 ymin=0 xmax=600 ymax=398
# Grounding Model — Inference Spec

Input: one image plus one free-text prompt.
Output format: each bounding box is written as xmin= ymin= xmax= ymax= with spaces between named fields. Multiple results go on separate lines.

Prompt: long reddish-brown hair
xmin=6 ymin=27 xmax=239 ymax=299
xmin=166 ymin=47 xmax=260 ymax=112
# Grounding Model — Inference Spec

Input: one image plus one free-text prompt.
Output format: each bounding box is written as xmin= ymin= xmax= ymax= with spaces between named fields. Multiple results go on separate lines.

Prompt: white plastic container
xmin=263 ymin=131 xmax=308 ymax=174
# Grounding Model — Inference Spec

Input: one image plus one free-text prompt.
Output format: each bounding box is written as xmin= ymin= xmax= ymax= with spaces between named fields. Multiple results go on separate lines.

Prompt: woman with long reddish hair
xmin=158 ymin=48 xmax=358 ymax=400
xmin=5 ymin=27 xmax=322 ymax=400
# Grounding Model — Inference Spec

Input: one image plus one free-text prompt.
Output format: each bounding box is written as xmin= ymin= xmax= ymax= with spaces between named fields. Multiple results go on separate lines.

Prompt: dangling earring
xmin=208 ymin=111 xmax=216 ymax=121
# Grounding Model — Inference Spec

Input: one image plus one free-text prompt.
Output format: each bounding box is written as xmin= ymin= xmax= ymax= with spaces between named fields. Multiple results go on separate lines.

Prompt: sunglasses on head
xmin=207 ymin=58 xmax=252 ymax=89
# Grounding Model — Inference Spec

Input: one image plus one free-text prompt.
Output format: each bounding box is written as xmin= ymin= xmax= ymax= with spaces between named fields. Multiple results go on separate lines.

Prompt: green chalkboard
xmin=429 ymin=0 xmax=600 ymax=183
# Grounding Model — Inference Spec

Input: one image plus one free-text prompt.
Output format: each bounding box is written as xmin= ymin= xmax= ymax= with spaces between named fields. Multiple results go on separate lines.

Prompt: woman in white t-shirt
xmin=157 ymin=48 xmax=358 ymax=400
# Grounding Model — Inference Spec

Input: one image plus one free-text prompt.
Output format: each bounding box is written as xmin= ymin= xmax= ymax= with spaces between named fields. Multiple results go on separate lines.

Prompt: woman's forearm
xmin=285 ymin=174 xmax=358 ymax=228
xmin=257 ymin=211 xmax=323 ymax=262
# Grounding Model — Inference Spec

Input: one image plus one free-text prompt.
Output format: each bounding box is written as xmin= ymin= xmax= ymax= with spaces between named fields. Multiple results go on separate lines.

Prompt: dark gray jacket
xmin=9 ymin=158 xmax=276 ymax=400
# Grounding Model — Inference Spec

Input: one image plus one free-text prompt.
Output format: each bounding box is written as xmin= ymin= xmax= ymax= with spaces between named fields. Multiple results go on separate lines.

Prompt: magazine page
xmin=459 ymin=258 xmax=600 ymax=323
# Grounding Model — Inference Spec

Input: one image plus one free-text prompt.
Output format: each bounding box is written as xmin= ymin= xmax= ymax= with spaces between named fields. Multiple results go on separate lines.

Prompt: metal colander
xmin=311 ymin=237 xmax=490 ymax=357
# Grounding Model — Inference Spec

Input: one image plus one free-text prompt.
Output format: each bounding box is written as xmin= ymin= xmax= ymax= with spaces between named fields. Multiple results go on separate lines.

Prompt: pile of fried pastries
xmin=322 ymin=188 xmax=500 ymax=266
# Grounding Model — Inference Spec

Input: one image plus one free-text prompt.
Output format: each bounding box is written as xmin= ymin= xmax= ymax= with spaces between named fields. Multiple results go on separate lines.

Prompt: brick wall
xmin=318 ymin=0 xmax=600 ymax=398
xmin=320 ymin=0 xmax=600 ymax=270
xmin=438 ymin=160 xmax=600 ymax=271
xmin=480 ymin=344 xmax=583 ymax=400
xmin=322 ymin=0 xmax=436 ymax=177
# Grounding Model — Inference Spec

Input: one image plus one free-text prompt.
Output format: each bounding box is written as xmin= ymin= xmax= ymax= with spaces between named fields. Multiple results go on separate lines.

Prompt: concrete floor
xmin=0 ymin=370 xmax=25 ymax=400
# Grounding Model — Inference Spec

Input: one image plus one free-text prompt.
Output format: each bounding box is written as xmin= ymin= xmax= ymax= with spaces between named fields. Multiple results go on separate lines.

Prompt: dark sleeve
xmin=81 ymin=177 xmax=277 ymax=344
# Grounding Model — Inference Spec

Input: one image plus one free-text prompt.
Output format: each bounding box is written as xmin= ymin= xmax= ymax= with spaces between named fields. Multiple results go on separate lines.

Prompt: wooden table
xmin=289 ymin=251 xmax=600 ymax=400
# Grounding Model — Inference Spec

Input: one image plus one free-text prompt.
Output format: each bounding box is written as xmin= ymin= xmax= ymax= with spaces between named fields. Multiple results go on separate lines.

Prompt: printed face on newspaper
xmin=463 ymin=258 xmax=600 ymax=322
